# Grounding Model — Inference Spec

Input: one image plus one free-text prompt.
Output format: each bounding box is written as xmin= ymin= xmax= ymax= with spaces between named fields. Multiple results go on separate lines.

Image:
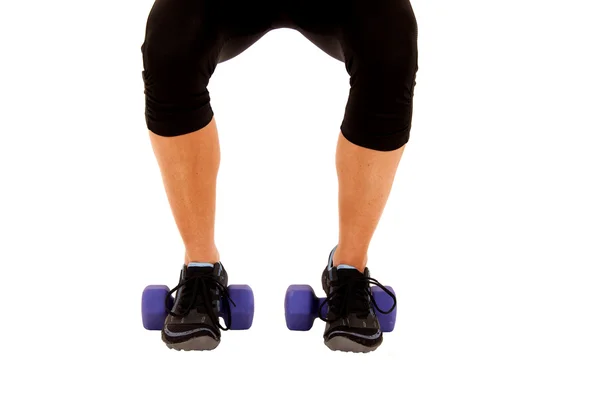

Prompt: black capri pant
xmin=141 ymin=0 xmax=418 ymax=151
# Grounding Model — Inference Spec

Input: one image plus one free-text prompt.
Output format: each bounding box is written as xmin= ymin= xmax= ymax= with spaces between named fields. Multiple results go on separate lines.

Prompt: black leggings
xmin=141 ymin=0 xmax=418 ymax=151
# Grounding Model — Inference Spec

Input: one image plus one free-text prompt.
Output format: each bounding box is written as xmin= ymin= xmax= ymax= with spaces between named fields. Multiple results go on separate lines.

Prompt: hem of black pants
xmin=340 ymin=122 xmax=410 ymax=152
xmin=146 ymin=105 xmax=214 ymax=137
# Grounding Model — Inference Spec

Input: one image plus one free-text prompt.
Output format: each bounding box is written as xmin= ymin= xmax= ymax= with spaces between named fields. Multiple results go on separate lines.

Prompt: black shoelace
xmin=318 ymin=275 xmax=396 ymax=322
xmin=165 ymin=275 xmax=236 ymax=331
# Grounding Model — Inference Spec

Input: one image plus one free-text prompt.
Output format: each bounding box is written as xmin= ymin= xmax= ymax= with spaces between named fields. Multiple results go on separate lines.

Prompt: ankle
xmin=332 ymin=245 xmax=368 ymax=272
xmin=185 ymin=246 xmax=220 ymax=265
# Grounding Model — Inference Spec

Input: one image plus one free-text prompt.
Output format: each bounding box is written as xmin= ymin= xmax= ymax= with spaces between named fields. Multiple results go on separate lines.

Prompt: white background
xmin=1 ymin=0 xmax=599 ymax=399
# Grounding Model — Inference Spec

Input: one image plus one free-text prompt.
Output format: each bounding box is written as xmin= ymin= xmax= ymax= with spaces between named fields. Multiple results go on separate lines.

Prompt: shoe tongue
xmin=185 ymin=262 xmax=215 ymax=277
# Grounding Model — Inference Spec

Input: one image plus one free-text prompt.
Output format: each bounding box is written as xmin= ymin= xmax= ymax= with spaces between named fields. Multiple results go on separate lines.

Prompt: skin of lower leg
xmin=333 ymin=132 xmax=405 ymax=272
xmin=149 ymin=117 xmax=221 ymax=265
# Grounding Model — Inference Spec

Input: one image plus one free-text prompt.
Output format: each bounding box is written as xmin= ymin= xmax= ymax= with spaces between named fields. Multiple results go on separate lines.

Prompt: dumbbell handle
xmin=312 ymin=297 xmax=328 ymax=319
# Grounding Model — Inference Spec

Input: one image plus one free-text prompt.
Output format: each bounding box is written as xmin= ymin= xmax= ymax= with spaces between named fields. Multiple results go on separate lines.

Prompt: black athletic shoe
xmin=319 ymin=247 xmax=397 ymax=353
xmin=161 ymin=262 xmax=233 ymax=351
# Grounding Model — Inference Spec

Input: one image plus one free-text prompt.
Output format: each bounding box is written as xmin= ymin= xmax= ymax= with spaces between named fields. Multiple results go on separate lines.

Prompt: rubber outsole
xmin=324 ymin=336 xmax=382 ymax=353
xmin=163 ymin=336 xmax=220 ymax=351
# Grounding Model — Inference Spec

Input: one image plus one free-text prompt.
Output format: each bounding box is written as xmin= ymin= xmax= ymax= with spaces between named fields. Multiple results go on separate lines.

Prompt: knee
xmin=140 ymin=28 xmax=214 ymax=137
xmin=341 ymin=6 xmax=418 ymax=152
xmin=342 ymin=55 xmax=418 ymax=152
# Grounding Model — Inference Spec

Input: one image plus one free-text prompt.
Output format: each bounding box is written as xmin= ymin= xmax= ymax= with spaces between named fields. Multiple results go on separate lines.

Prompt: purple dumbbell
xmin=141 ymin=284 xmax=254 ymax=330
xmin=284 ymin=284 xmax=396 ymax=332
